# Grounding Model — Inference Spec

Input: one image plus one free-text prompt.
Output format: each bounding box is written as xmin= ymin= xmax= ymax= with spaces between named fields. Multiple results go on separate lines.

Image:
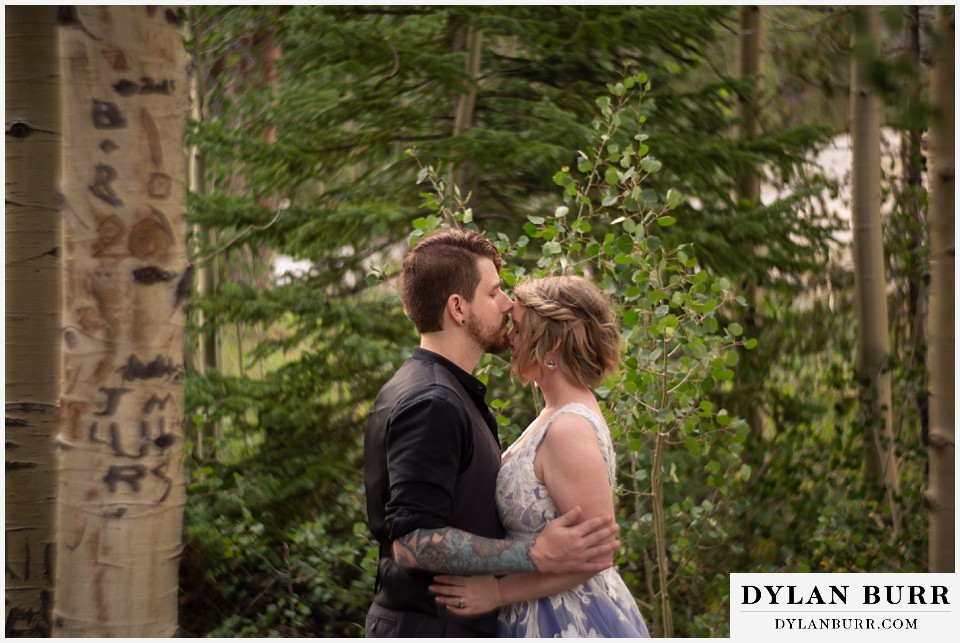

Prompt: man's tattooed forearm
xmin=393 ymin=528 xmax=537 ymax=575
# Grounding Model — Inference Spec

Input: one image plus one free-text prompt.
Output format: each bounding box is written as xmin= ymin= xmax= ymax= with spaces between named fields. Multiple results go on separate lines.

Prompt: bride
xmin=430 ymin=275 xmax=650 ymax=637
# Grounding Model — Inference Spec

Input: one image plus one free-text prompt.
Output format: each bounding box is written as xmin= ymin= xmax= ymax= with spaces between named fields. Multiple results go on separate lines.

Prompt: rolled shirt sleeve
xmin=383 ymin=386 xmax=473 ymax=541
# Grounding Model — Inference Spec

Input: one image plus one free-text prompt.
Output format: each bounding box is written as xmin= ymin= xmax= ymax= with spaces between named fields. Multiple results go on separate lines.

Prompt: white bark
xmin=850 ymin=6 xmax=901 ymax=528
xmin=5 ymin=6 xmax=61 ymax=635
xmin=54 ymin=6 xmax=189 ymax=635
xmin=925 ymin=4 xmax=955 ymax=573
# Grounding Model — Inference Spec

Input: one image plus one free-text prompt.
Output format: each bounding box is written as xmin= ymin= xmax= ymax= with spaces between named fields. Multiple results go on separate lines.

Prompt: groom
xmin=364 ymin=228 xmax=619 ymax=637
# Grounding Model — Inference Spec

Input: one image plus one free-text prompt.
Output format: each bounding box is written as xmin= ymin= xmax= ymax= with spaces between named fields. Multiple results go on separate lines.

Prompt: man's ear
xmin=445 ymin=293 xmax=466 ymax=328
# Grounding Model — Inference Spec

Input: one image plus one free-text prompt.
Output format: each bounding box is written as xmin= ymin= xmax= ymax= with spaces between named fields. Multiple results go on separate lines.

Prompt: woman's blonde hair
xmin=512 ymin=275 xmax=620 ymax=388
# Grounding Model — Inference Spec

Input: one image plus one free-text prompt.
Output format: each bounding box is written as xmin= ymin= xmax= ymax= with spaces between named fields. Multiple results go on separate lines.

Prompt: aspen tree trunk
xmin=451 ymin=25 xmax=482 ymax=193
xmin=902 ymin=6 xmax=927 ymax=354
xmin=5 ymin=6 xmax=61 ymax=636
xmin=850 ymin=6 xmax=901 ymax=532
xmin=734 ymin=5 xmax=765 ymax=569
xmin=444 ymin=20 xmax=482 ymax=226
xmin=925 ymin=4 xmax=955 ymax=573
xmin=187 ymin=14 xmax=205 ymax=456
xmin=189 ymin=14 xmax=221 ymax=385
xmin=54 ymin=6 xmax=189 ymax=636
xmin=187 ymin=13 xmax=221 ymax=460
xmin=253 ymin=28 xmax=282 ymax=383
xmin=737 ymin=5 xmax=762 ymax=204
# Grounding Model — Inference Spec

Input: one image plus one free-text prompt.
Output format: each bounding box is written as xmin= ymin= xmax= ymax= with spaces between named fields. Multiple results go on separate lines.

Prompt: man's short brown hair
xmin=400 ymin=228 xmax=502 ymax=333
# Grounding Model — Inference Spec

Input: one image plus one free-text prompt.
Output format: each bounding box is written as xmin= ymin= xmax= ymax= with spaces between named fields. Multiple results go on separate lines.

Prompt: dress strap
xmin=533 ymin=403 xmax=616 ymax=483
xmin=533 ymin=403 xmax=609 ymax=446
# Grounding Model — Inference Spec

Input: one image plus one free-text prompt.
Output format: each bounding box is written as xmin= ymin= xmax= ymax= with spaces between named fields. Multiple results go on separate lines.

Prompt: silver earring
xmin=547 ymin=360 xmax=557 ymax=370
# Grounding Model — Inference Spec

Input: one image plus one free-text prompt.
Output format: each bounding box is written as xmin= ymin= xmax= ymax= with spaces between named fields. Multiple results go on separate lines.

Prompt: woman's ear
xmin=542 ymin=338 xmax=562 ymax=369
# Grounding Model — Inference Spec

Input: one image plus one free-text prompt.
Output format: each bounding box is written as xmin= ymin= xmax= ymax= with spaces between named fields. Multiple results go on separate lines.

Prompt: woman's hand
xmin=429 ymin=574 xmax=502 ymax=616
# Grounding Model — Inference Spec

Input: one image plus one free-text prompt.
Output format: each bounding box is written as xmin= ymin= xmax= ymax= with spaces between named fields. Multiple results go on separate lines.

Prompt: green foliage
xmin=414 ymin=74 xmax=753 ymax=637
xmin=180 ymin=470 xmax=376 ymax=637
xmin=179 ymin=5 xmax=929 ymax=638
xmin=739 ymin=274 xmax=926 ymax=577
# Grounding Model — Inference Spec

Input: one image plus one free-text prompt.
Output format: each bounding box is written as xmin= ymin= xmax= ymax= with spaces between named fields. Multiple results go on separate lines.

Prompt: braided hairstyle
xmin=512 ymin=275 xmax=621 ymax=388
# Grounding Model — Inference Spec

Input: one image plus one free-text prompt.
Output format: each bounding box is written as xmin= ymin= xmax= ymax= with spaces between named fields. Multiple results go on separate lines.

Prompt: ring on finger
xmin=458 ymin=597 xmax=465 ymax=609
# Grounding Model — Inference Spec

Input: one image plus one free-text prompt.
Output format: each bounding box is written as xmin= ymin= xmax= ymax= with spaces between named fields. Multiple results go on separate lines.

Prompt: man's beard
xmin=467 ymin=314 xmax=510 ymax=355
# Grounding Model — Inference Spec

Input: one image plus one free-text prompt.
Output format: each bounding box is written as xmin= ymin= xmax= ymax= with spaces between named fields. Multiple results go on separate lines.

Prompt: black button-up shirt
xmin=383 ymin=348 xmax=500 ymax=540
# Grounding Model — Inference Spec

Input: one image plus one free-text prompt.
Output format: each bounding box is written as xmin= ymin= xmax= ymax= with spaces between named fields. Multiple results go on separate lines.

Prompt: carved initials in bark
xmin=91 ymin=99 xmax=126 ymax=129
xmin=89 ymin=164 xmax=122 ymax=206
xmin=128 ymin=207 xmax=173 ymax=259
xmin=55 ymin=6 xmax=188 ymax=635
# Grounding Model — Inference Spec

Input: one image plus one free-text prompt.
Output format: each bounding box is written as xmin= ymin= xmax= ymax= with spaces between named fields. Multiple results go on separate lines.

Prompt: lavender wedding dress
xmin=496 ymin=403 xmax=651 ymax=638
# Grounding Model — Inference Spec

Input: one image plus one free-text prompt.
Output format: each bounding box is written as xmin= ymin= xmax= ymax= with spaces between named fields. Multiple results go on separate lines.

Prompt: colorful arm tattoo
xmin=392 ymin=528 xmax=538 ymax=575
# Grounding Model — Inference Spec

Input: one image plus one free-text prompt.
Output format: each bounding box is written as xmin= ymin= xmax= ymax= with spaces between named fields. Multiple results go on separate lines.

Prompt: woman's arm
xmin=431 ymin=412 xmax=618 ymax=615
xmin=536 ymin=411 xmax=616 ymax=527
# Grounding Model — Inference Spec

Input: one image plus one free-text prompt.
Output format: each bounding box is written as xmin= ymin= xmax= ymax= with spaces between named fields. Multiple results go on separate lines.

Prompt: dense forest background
xmin=4 ymin=4 xmax=953 ymax=639
xmin=176 ymin=5 xmax=949 ymax=637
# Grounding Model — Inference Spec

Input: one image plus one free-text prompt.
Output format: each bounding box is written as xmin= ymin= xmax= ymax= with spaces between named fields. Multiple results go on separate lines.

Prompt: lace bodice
xmin=496 ymin=403 xmax=616 ymax=537
xmin=493 ymin=402 xmax=650 ymax=637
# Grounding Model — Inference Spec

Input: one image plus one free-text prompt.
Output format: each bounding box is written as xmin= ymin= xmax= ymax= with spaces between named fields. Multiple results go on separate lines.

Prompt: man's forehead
xmin=477 ymin=257 xmax=501 ymax=281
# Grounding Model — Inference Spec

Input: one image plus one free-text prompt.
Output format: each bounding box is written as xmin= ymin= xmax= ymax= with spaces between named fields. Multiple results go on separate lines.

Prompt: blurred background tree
xmin=1 ymin=4 xmax=926 ymax=638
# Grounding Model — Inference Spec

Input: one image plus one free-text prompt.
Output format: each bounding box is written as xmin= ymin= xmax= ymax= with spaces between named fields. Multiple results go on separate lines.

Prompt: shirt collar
xmin=412 ymin=347 xmax=488 ymax=404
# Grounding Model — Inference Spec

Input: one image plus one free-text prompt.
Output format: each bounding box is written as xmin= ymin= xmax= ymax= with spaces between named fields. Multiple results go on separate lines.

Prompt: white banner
xmin=730 ymin=573 xmax=958 ymax=642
